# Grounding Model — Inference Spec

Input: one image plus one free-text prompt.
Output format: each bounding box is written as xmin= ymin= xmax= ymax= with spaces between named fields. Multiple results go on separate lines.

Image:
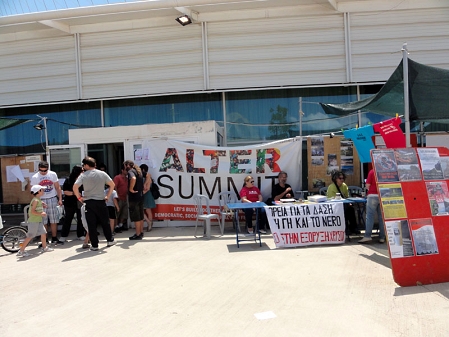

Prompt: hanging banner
xmin=265 ymin=202 xmax=345 ymax=248
xmin=130 ymin=138 xmax=302 ymax=220
xmin=373 ymin=117 xmax=406 ymax=148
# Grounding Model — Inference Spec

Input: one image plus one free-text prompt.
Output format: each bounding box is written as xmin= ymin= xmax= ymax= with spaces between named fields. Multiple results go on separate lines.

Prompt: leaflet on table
xmin=425 ymin=181 xmax=449 ymax=216
xmin=378 ymin=183 xmax=407 ymax=219
xmin=265 ymin=202 xmax=346 ymax=248
xmin=417 ymin=148 xmax=444 ymax=180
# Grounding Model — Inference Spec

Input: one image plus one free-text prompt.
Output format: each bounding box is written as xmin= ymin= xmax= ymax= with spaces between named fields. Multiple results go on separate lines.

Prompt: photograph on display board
xmin=340 ymin=140 xmax=354 ymax=175
xmin=417 ymin=148 xmax=444 ymax=180
xmin=312 ymin=178 xmax=326 ymax=189
xmin=394 ymin=148 xmax=422 ymax=181
xmin=341 ymin=165 xmax=354 ymax=175
xmin=440 ymin=156 xmax=449 ymax=179
xmin=410 ymin=218 xmax=439 ymax=256
xmin=385 ymin=220 xmax=414 ymax=258
xmin=426 ymin=181 xmax=449 ymax=216
xmin=379 ymin=183 xmax=407 ymax=219
xmin=326 ymin=153 xmax=338 ymax=175
xmin=311 ymin=138 xmax=324 ymax=166
xmin=372 ymin=149 xmax=399 ymax=182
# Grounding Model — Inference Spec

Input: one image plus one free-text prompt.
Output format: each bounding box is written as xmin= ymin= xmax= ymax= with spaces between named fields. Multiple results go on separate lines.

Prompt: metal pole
xmin=299 ymin=97 xmax=303 ymax=137
xmin=298 ymin=97 xmax=303 ymax=191
xmin=43 ymin=117 xmax=48 ymax=147
xmin=356 ymin=85 xmax=364 ymax=187
xmin=402 ymin=43 xmax=411 ymax=147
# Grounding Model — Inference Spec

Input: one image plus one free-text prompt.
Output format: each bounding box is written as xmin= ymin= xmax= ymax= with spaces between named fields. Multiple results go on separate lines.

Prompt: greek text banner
xmin=265 ymin=202 xmax=346 ymax=248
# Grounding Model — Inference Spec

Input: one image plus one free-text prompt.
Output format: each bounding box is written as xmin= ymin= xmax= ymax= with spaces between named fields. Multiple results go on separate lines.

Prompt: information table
xmin=227 ymin=202 xmax=265 ymax=248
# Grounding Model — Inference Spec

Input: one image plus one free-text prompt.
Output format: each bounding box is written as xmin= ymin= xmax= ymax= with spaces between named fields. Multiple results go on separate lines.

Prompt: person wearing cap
xmin=30 ymin=161 xmax=64 ymax=245
xmin=16 ymin=185 xmax=54 ymax=257
xmin=73 ymin=156 xmax=116 ymax=251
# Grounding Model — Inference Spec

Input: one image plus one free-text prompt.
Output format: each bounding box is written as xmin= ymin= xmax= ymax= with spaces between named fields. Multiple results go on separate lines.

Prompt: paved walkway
xmin=1 ymin=226 xmax=448 ymax=337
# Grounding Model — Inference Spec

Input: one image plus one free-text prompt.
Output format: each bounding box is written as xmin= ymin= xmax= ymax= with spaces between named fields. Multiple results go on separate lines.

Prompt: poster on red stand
xmin=372 ymin=147 xmax=449 ymax=287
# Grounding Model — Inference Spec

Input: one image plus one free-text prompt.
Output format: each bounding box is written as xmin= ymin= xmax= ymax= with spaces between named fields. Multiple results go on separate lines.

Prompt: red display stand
xmin=372 ymin=147 xmax=449 ymax=287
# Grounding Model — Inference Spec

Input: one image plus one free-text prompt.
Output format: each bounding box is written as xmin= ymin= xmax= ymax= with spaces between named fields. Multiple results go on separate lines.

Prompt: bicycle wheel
xmin=1 ymin=226 xmax=27 ymax=253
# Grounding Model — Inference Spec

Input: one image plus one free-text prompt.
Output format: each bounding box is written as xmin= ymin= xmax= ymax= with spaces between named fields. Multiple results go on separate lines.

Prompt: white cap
xmin=31 ymin=185 xmax=43 ymax=193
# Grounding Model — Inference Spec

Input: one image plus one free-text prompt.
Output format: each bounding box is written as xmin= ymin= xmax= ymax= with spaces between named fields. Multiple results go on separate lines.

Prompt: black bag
xmin=150 ymin=179 xmax=160 ymax=200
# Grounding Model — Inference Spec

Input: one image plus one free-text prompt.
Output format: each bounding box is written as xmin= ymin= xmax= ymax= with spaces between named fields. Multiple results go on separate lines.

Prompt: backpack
xmin=150 ymin=179 xmax=160 ymax=200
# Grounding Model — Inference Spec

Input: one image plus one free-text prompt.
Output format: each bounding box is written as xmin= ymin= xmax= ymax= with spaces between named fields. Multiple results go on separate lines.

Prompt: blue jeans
xmin=364 ymin=195 xmax=385 ymax=239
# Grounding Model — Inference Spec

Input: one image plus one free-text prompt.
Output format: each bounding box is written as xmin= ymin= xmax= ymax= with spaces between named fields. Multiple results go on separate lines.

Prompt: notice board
xmin=307 ymin=135 xmax=361 ymax=192
xmin=372 ymin=147 xmax=449 ymax=286
xmin=1 ymin=155 xmax=42 ymax=204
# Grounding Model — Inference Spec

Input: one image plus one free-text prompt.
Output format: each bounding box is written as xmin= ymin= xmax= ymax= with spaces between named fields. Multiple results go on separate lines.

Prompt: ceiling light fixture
xmin=175 ymin=15 xmax=192 ymax=26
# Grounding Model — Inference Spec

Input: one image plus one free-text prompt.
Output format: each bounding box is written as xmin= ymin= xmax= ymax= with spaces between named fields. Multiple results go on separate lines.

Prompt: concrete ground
xmin=1 ymin=225 xmax=449 ymax=337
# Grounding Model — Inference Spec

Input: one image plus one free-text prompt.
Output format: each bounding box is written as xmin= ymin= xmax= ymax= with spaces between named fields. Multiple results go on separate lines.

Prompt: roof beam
xmin=38 ymin=20 xmax=71 ymax=33
xmin=174 ymin=6 xmax=199 ymax=21
xmin=327 ymin=0 xmax=338 ymax=10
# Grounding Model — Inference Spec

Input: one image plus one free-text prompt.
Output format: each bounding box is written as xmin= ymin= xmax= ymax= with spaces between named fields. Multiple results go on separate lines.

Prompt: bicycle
xmin=0 ymin=215 xmax=28 ymax=253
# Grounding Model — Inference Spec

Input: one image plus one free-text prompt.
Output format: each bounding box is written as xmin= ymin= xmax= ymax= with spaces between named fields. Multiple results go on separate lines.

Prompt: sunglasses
xmin=250 ymin=180 xmax=254 ymax=183
xmin=338 ymin=177 xmax=345 ymax=180
xmin=39 ymin=169 xmax=48 ymax=173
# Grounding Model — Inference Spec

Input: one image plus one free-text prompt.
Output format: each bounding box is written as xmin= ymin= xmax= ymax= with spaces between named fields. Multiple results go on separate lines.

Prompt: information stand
xmin=372 ymin=147 xmax=449 ymax=286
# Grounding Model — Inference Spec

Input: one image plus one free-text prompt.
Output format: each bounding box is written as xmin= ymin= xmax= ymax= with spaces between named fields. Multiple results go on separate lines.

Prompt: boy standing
xmin=105 ymin=186 xmax=120 ymax=234
xmin=17 ymin=185 xmax=54 ymax=257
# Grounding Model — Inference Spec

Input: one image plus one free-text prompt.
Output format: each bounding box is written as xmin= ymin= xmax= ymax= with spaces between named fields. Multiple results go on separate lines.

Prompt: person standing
xmin=73 ymin=156 xmax=116 ymax=251
xmin=60 ymin=165 xmax=85 ymax=242
xmin=359 ymin=169 xmax=386 ymax=244
xmin=105 ymin=185 xmax=119 ymax=235
xmin=30 ymin=161 xmax=64 ymax=245
xmin=16 ymin=185 xmax=54 ymax=257
xmin=239 ymin=175 xmax=264 ymax=234
xmin=113 ymin=164 xmax=129 ymax=232
xmin=124 ymin=160 xmax=144 ymax=240
xmin=140 ymin=164 xmax=156 ymax=232
xmin=272 ymin=171 xmax=293 ymax=201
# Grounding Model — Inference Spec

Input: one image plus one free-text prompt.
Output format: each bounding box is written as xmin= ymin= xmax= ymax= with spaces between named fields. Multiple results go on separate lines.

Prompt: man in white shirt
xmin=30 ymin=161 xmax=64 ymax=244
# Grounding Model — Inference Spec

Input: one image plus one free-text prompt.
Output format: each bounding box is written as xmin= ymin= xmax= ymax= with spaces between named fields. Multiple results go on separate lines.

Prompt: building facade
xmin=0 ymin=0 xmax=448 ymax=177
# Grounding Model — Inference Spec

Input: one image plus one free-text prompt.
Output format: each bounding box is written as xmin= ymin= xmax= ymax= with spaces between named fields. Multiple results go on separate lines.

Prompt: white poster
xmin=129 ymin=138 xmax=302 ymax=220
xmin=265 ymin=202 xmax=345 ymax=248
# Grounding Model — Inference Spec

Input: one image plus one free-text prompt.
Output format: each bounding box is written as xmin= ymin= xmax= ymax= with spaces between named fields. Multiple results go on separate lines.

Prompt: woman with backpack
xmin=140 ymin=164 xmax=156 ymax=232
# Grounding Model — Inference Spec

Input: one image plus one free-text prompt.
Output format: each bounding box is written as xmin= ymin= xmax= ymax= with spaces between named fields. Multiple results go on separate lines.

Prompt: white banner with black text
xmin=265 ymin=202 xmax=346 ymax=248
xmin=130 ymin=137 xmax=302 ymax=220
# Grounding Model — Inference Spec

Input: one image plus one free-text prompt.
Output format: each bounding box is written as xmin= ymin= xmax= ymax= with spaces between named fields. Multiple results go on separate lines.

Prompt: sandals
xmin=146 ymin=220 xmax=153 ymax=232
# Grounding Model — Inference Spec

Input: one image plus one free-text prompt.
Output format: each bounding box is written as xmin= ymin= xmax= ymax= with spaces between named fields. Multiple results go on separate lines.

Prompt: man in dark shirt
xmin=272 ymin=171 xmax=293 ymax=201
xmin=124 ymin=160 xmax=145 ymax=240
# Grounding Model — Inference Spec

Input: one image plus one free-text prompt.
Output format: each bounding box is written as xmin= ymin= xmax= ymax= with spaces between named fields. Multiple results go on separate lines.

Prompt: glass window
xmin=225 ymin=87 xmax=360 ymax=144
xmin=103 ymin=94 xmax=223 ymax=127
xmin=0 ymin=102 xmax=101 ymax=155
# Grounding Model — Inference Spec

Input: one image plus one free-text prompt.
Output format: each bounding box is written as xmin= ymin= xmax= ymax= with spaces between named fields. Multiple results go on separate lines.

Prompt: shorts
xmin=107 ymin=206 xmax=117 ymax=219
xmin=41 ymin=196 xmax=59 ymax=224
xmin=26 ymin=222 xmax=47 ymax=238
xmin=116 ymin=199 xmax=129 ymax=221
xmin=128 ymin=200 xmax=144 ymax=222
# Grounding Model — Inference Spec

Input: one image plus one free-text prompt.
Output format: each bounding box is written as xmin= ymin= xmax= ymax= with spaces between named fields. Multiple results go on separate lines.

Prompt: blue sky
xmin=0 ymin=0 xmax=132 ymax=16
